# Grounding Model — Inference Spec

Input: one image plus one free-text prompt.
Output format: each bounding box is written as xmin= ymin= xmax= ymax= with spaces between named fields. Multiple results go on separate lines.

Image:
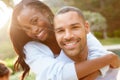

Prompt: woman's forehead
xmin=21 ymin=7 xmax=39 ymax=15
xmin=18 ymin=7 xmax=49 ymax=26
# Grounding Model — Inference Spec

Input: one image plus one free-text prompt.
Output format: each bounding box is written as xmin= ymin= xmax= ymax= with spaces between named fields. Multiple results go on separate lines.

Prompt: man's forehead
xmin=55 ymin=11 xmax=79 ymax=17
xmin=54 ymin=11 xmax=82 ymax=21
xmin=54 ymin=11 xmax=83 ymax=23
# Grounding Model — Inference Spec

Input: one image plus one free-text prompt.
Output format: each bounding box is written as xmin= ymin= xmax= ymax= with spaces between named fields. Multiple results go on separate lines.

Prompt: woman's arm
xmin=87 ymin=32 xmax=113 ymax=77
xmin=75 ymin=53 xmax=120 ymax=79
xmin=24 ymin=41 xmax=119 ymax=80
xmin=80 ymin=70 xmax=100 ymax=80
xmin=24 ymin=41 xmax=78 ymax=80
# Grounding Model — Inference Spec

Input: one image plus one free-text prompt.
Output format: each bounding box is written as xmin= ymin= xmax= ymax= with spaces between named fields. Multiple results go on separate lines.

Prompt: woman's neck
xmin=43 ymin=31 xmax=61 ymax=55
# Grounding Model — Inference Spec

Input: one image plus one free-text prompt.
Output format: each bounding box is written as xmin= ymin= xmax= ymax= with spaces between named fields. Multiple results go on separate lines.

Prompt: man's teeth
xmin=65 ymin=42 xmax=77 ymax=46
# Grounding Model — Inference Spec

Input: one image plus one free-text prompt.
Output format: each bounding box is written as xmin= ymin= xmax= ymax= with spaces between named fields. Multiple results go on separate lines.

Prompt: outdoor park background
xmin=0 ymin=0 xmax=120 ymax=80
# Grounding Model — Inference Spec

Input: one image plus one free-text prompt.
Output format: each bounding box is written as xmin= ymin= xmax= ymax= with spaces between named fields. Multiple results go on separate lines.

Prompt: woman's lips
xmin=37 ymin=29 xmax=47 ymax=41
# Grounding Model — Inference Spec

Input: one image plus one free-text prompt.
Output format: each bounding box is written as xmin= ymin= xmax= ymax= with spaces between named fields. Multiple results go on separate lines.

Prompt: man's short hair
xmin=56 ymin=6 xmax=85 ymax=22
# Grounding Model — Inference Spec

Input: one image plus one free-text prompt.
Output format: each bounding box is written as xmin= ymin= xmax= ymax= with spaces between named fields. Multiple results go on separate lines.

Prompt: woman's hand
xmin=110 ymin=53 xmax=120 ymax=68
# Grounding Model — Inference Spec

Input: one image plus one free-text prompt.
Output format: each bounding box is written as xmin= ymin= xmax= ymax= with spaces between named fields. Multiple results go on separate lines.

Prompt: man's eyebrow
xmin=70 ymin=23 xmax=81 ymax=26
xmin=54 ymin=23 xmax=81 ymax=30
xmin=54 ymin=27 xmax=62 ymax=31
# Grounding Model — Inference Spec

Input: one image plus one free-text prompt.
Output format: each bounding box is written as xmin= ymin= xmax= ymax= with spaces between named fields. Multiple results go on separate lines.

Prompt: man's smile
xmin=63 ymin=40 xmax=79 ymax=50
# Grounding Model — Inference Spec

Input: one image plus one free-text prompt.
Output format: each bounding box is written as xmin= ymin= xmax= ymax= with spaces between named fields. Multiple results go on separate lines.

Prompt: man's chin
xmin=64 ymin=50 xmax=78 ymax=57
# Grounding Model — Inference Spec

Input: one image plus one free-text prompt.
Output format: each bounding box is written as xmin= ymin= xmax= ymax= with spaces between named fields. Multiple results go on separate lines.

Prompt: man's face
xmin=17 ymin=7 xmax=53 ymax=41
xmin=54 ymin=11 xmax=89 ymax=59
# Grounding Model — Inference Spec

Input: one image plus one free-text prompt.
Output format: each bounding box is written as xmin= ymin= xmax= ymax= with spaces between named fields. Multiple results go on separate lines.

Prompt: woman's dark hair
xmin=9 ymin=0 xmax=54 ymax=80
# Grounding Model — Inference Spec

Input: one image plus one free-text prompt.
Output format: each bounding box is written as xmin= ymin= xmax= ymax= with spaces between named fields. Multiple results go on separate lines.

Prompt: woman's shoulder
xmin=24 ymin=41 xmax=50 ymax=51
xmin=24 ymin=41 xmax=54 ymax=56
xmin=25 ymin=41 xmax=47 ymax=48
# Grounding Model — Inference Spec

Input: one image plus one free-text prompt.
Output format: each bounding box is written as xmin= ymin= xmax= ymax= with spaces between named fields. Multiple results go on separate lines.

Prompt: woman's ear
xmin=84 ymin=21 xmax=90 ymax=33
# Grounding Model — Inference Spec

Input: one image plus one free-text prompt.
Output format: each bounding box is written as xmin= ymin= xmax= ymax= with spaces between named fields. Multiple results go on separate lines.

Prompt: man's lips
xmin=63 ymin=41 xmax=79 ymax=50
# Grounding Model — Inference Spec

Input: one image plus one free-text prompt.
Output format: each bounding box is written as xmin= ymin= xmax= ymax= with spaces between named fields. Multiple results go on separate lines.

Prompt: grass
xmin=99 ymin=37 xmax=120 ymax=45
xmin=10 ymin=72 xmax=35 ymax=80
xmin=99 ymin=37 xmax=120 ymax=56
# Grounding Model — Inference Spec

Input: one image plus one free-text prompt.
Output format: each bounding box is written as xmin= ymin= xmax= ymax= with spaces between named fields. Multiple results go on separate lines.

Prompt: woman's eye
xmin=25 ymin=26 xmax=31 ymax=30
xmin=22 ymin=26 xmax=31 ymax=31
xmin=31 ymin=17 xmax=38 ymax=25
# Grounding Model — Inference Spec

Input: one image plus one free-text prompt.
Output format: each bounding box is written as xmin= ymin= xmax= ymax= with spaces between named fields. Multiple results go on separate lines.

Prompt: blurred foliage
xmin=43 ymin=0 xmax=120 ymax=38
xmin=83 ymin=11 xmax=108 ymax=39
xmin=5 ymin=58 xmax=16 ymax=72
xmin=10 ymin=71 xmax=35 ymax=80
xmin=67 ymin=0 xmax=120 ymax=36
xmin=107 ymin=30 xmax=120 ymax=38
xmin=100 ymin=38 xmax=120 ymax=45
xmin=94 ymin=32 xmax=103 ymax=39
xmin=114 ymin=30 xmax=120 ymax=37
xmin=84 ymin=11 xmax=107 ymax=32
xmin=0 ymin=19 xmax=16 ymax=60
xmin=43 ymin=0 xmax=66 ymax=13
xmin=1 ymin=0 xmax=120 ymax=36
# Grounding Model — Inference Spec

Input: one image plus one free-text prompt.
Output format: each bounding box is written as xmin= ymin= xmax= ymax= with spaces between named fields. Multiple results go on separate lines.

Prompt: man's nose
xmin=64 ymin=30 xmax=73 ymax=40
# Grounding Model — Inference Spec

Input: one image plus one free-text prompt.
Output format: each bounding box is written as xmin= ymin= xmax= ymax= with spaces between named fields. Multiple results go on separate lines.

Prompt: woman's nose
xmin=32 ymin=26 xmax=39 ymax=34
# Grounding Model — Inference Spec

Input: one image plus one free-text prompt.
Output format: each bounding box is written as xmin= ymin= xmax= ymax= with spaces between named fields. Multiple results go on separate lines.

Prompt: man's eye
xmin=72 ymin=26 xmax=80 ymax=29
xmin=56 ymin=30 xmax=64 ymax=33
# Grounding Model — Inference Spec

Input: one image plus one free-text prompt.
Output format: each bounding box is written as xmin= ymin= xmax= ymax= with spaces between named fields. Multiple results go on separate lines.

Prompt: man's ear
xmin=84 ymin=21 xmax=90 ymax=33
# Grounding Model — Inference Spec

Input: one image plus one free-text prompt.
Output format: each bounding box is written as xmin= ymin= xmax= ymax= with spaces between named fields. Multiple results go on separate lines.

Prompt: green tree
xmin=66 ymin=0 xmax=120 ymax=37
xmin=84 ymin=11 xmax=107 ymax=39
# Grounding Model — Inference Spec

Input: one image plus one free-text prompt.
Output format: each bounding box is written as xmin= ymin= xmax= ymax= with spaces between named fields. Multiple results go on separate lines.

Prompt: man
xmin=54 ymin=6 xmax=120 ymax=80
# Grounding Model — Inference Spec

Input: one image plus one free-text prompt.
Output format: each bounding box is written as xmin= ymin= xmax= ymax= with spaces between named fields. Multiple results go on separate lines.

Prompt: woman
xmin=9 ymin=0 xmax=119 ymax=80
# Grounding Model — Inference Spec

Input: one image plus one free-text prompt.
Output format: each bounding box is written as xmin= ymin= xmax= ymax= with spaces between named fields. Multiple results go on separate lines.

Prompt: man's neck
xmin=74 ymin=45 xmax=88 ymax=63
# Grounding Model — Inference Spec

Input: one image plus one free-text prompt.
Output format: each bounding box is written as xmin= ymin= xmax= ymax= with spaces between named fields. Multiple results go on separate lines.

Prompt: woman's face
xmin=17 ymin=7 xmax=53 ymax=41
